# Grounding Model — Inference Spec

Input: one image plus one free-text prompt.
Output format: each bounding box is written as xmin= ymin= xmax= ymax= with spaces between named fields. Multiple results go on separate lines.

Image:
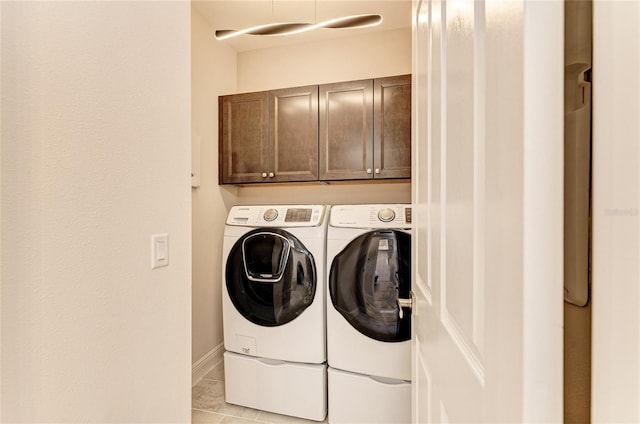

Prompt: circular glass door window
xmin=329 ymin=230 xmax=411 ymax=342
xmin=226 ymin=228 xmax=316 ymax=327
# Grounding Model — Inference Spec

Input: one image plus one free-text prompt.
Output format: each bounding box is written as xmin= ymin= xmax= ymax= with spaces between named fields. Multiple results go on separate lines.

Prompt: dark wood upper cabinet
xmin=270 ymin=86 xmax=319 ymax=183
xmin=319 ymin=79 xmax=374 ymax=180
xmin=219 ymin=86 xmax=319 ymax=184
xmin=219 ymin=75 xmax=410 ymax=185
xmin=319 ymin=75 xmax=411 ymax=181
xmin=219 ymin=91 xmax=269 ymax=184
xmin=374 ymin=75 xmax=412 ymax=179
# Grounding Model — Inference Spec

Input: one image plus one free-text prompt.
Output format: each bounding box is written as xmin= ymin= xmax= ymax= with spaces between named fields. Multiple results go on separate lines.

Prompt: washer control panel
xmin=330 ymin=204 xmax=412 ymax=229
xmin=227 ymin=205 xmax=326 ymax=227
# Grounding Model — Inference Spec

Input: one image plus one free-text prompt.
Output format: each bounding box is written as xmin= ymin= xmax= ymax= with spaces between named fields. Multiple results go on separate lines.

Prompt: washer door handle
xmin=241 ymin=232 xmax=291 ymax=283
xmin=397 ymin=296 xmax=413 ymax=319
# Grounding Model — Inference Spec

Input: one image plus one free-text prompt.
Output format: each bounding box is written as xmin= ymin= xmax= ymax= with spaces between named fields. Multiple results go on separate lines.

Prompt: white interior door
xmin=411 ymin=0 xmax=564 ymax=422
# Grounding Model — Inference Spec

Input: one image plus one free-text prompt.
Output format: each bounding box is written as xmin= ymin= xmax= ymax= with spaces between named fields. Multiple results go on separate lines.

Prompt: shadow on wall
xmin=233 ymin=182 xmax=412 ymax=206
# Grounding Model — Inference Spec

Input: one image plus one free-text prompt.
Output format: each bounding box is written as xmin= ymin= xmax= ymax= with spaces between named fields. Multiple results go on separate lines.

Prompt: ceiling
xmin=192 ymin=0 xmax=412 ymax=52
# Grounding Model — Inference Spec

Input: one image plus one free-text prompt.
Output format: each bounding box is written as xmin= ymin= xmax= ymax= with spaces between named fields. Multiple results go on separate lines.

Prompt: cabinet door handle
xmin=268 ymin=172 xmax=275 ymax=178
xmin=367 ymin=168 xmax=372 ymax=174
xmin=262 ymin=172 xmax=267 ymax=178
xmin=375 ymin=168 xmax=380 ymax=174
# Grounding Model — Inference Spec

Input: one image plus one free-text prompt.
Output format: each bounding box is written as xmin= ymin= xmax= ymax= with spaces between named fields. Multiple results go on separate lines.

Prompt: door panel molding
xmin=472 ymin=0 xmax=487 ymax=357
xmin=440 ymin=0 xmax=485 ymax=380
xmin=441 ymin=310 xmax=486 ymax=383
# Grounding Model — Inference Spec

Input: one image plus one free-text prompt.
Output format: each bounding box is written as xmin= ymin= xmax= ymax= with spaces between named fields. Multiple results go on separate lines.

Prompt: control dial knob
xmin=263 ymin=208 xmax=278 ymax=222
xmin=378 ymin=208 xmax=396 ymax=223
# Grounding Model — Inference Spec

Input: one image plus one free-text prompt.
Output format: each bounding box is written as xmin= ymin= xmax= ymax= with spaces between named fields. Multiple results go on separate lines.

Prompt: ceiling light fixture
xmin=214 ymin=14 xmax=383 ymax=41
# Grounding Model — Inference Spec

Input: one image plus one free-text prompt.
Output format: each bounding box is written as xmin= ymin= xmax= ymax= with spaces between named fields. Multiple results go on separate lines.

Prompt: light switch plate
xmin=151 ymin=233 xmax=169 ymax=269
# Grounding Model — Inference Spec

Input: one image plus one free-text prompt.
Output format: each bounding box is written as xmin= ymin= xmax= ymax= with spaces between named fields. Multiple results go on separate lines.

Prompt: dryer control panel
xmin=330 ymin=204 xmax=412 ymax=229
xmin=226 ymin=205 xmax=327 ymax=227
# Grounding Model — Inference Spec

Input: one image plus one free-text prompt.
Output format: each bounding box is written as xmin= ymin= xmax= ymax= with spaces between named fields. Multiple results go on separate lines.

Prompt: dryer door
xmin=226 ymin=228 xmax=317 ymax=327
xmin=329 ymin=230 xmax=411 ymax=342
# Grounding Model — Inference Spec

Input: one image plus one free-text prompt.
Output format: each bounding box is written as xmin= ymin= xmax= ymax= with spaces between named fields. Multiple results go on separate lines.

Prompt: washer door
xmin=329 ymin=230 xmax=411 ymax=342
xmin=226 ymin=228 xmax=317 ymax=327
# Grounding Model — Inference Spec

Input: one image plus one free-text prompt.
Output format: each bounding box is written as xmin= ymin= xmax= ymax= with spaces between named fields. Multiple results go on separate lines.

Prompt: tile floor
xmin=192 ymin=359 xmax=327 ymax=424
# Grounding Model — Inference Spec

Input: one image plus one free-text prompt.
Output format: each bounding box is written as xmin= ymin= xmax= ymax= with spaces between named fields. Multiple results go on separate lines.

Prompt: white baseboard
xmin=192 ymin=342 xmax=224 ymax=387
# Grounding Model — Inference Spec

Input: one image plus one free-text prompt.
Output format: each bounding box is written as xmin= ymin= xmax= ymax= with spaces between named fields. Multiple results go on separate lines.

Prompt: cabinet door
xmin=219 ymin=92 xmax=269 ymax=184
xmin=270 ymin=86 xmax=319 ymax=182
xmin=319 ymin=79 xmax=374 ymax=180
xmin=374 ymin=75 xmax=412 ymax=179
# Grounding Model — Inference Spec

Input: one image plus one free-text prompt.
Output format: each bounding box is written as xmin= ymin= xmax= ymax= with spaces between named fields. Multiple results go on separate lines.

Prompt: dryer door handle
xmin=397 ymin=296 xmax=413 ymax=320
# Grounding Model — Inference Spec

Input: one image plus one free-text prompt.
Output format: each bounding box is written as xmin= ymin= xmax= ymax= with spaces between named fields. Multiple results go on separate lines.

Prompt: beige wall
xmin=236 ymin=182 xmax=411 ymax=206
xmin=237 ymin=28 xmax=412 ymax=92
xmin=191 ymin=6 xmax=238 ymax=366
xmin=1 ymin=2 xmax=191 ymax=422
xmin=592 ymin=1 xmax=640 ymax=421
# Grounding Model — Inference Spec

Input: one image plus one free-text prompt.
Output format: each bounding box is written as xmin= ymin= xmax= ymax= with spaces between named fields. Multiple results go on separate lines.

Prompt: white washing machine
xmin=326 ymin=204 xmax=412 ymax=424
xmin=222 ymin=205 xmax=328 ymax=421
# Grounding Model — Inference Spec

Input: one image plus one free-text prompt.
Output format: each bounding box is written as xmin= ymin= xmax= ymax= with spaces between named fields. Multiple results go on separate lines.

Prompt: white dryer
xmin=326 ymin=204 xmax=412 ymax=424
xmin=222 ymin=205 xmax=328 ymax=421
